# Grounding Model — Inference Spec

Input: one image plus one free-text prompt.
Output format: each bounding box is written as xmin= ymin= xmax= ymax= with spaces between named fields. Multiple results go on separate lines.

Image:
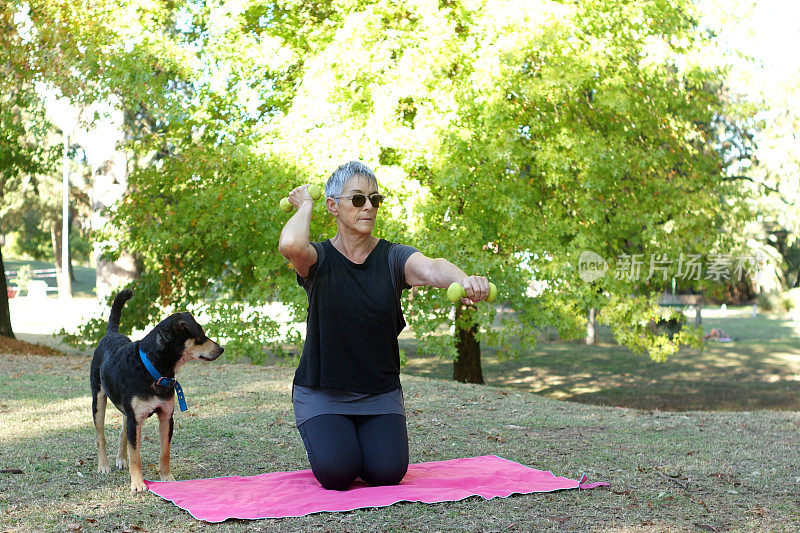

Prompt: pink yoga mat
xmin=145 ymin=455 xmax=608 ymax=522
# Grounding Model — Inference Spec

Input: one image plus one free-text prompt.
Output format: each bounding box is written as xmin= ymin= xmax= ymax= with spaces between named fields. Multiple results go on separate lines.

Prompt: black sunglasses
xmin=333 ymin=193 xmax=385 ymax=208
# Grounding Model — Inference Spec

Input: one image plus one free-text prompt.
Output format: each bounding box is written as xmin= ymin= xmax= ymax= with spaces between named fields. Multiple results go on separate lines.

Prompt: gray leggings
xmin=298 ymin=413 xmax=409 ymax=491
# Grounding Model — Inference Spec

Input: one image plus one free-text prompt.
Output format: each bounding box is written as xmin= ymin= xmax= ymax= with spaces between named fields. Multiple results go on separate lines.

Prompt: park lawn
xmin=400 ymin=311 xmax=800 ymax=411
xmin=1 ymin=352 xmax=799 ymax=531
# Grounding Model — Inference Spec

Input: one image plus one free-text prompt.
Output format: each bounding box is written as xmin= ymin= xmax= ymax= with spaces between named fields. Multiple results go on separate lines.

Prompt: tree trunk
xmin=51 ymin=223 xmax=74 ymax=294
xmin=57 ymin=223 xmax=76 ymax=282
xmin=96 ymin=252 xmax=140 ymax=301
xmin=67 ymin=209 xmax=76 ymax=282
xmin=453 ymin=304 xmax=483 ymax=384
xmin=586 ymin=307 xmax=597 ymax=345
xmin=0 ymin=244 xmax=15 ymax=338
xmin=92 ymin=150 xmax=138 ymax=301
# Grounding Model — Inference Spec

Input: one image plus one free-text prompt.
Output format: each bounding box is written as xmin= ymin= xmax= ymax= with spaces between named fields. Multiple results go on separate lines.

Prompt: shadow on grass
xmin=400 ymin=313 xmax=800 ymax=411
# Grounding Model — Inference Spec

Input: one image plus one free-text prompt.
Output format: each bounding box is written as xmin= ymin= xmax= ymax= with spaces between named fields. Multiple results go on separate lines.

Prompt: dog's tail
xmin=107 ymin=289 xmax=133 ymax=333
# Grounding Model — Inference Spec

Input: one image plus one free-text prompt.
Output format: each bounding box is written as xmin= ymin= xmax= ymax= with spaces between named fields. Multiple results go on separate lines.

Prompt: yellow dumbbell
xmin=447 ymin=281 xmax=498 ymax=303
xmin=280 ymin=185 xmax=322 ymax=213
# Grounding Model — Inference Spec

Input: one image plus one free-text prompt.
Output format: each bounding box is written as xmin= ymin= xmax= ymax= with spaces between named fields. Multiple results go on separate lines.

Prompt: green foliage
xmin=4 ymin=221 xmax=50 ymax=259
xmin=1 ymin=0 xmax=191 ymax=290
xmin=67 ymin=137 xmax=315 ymax=359
xmin=756 ymin=290 xmax=795 ymax=313
xmin=44 ymin=0 xmax=755 ymax=365
xmin=199 ymin=299 xmax=302 ymax=364
xmin=0 ymin=92 xmax=56 ymax=224
xmin=393 ymin=0 xmax=749 ymax=360
xmin=700 ymin=1 xmax=800 ymax=294
xmin=597 ymin=294 xmax=703 ymax=362
xmin=4 ymin=218 xmax=91 ymax=264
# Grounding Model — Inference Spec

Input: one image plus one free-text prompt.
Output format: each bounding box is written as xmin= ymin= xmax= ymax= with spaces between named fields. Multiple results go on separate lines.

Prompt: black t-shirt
xmin=293 ymin=239 xmax=419 ymax=394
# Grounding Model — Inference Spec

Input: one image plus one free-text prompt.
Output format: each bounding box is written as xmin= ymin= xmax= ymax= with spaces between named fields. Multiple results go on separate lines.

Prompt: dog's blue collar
xmin=139 ymin=348 xmax=188 ymax=412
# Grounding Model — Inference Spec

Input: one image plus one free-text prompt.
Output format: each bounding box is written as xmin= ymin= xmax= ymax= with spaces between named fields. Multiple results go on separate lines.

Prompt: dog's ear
xmin=155 ymin=329 xmax=168 ymax=350
xmin=173 ymin=313 xmax=203 ymax=338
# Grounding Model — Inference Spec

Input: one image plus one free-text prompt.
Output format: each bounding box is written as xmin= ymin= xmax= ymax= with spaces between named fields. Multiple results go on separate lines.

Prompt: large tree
xmin=63 ymin=0 xmax=328 ymax=359
xmin=266 ymin=0 xmax=755 ymax=379
xmin=59 ymin=1 xmax=755 ymax=382
xmin=1 ymin=0 xmax=197 ymax=333
xmin=1 ymin=3 xmax=58 ymax=337
xmin=698 ymin=0 xmax=800 ymax=297
xmin=408 ymin=0 xmax=756 ymax=372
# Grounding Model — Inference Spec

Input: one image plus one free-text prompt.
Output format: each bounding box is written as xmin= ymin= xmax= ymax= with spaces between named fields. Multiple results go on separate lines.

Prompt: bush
xmin=14 ymin=265 xmax=33 ymax=296
xmin=756 ymin=291 xmax=794 ymax=313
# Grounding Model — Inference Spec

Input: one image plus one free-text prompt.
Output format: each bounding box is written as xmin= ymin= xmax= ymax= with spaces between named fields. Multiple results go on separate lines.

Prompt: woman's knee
xmin=298 ymin=415 xmax=361 ymax=490
xmin=361 ymin=460 xmax=408 ymax=486
xmin=313 ymin=459 xmax=360 ymax=491
xmin=357 ymin=414 xmax=409 ymax=486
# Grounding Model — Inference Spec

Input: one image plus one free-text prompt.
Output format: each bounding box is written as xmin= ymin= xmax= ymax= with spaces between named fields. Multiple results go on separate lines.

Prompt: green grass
xmin=1 ymin=353 xmax=799 ymax=531
xmin=400 ymin=310 xmax=800 ymax=411
xmin=4 ymin=258 xmax=96 ymax=298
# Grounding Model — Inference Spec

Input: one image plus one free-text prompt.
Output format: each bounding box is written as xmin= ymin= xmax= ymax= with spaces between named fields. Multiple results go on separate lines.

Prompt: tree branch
xmin=722 ymin=175 xmax=794 ymax=205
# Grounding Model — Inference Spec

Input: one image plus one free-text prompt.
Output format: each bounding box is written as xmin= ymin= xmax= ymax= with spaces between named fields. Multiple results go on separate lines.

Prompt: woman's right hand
xmin=279 ymin=184 xmax=319 ymax=278
xmin=459 ymin=275 xmax=491 ymax=304
xmin=288 ymin=184 xmax=317 ymax=211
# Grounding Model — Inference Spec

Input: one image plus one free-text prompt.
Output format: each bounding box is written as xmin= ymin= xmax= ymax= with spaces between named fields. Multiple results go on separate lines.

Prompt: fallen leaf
xmin=746 ymin=506 xmax=767 ymax=517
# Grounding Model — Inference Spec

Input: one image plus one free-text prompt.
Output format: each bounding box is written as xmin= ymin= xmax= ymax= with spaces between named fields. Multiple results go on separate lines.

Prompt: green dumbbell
xmin=447 ymin=281 xmax=498 ymax=303
xmin=280 ymin=185 xmax=322 ymax=213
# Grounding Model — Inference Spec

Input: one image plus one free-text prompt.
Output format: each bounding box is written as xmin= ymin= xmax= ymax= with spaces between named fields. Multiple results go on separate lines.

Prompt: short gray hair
xmin=325 ymin=161 xmax=379 ymax=198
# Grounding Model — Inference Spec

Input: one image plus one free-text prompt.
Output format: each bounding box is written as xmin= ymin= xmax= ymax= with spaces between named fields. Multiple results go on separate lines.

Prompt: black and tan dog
xmin=90 ymin=289 xmax=223 ymax=492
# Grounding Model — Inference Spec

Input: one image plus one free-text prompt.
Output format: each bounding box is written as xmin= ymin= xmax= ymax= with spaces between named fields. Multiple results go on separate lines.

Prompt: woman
xmin=278 ymin=161 xmax=491 ymax=490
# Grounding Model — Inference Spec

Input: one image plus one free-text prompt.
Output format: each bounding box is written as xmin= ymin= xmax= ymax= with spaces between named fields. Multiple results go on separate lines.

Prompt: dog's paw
xmin=130 ymin=479 xmax=148 ymax=493
xmin=116 ymin=456 xmax=128 ymax=470
xmin=98 ymin=463 xmax=111 ymax=475
xmin=160 ymin=473 xmax=175 ymax=482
